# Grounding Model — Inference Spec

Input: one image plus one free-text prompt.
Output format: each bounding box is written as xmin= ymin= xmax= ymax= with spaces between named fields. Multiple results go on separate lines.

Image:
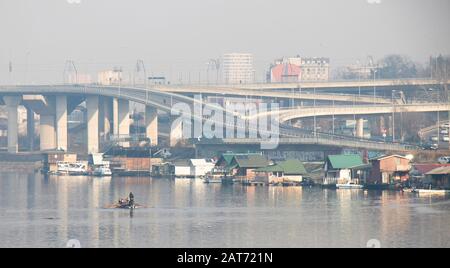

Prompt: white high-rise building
xmin=223 ymin=53 xmax=254 ymax=84
xmin=98 ymin=69 xmax=123 ymax=85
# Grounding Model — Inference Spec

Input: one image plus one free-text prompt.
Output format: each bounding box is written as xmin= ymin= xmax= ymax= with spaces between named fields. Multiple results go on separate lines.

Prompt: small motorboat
xmin=93 ymin=166 xmax=112 ymax=177
xmin=55 ymin=161 xmax=88 ymax=175
xmin=402 ymin=188 xmax=415 ymax=193
xmin=414 ymin=189 xmax=450 ymax=195
xmin=336 ymin=181 xmax=364 ymax=189
xmin=203 ymin=173 xmax=224 ymax=183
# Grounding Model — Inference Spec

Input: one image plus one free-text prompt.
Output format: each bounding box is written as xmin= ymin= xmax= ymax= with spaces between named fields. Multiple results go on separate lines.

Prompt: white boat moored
xmin=93 ymin=166 xmax=112 ymax=177
xmin=336 ymin=182 xmax=364 ymax=189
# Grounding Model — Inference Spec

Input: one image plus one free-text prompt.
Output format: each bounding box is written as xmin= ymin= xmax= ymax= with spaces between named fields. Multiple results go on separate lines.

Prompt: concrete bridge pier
xmin=145 ymin=106 xmax=158 ymax=146
xmin=3 ymin=96 xmax=22 ymax=153
xmin=26 ymin=107 xmax=35 ymax=151
xmin=22 ymin=95 xmax=59 ymax=151
xmin=86 ymin=95 xmax=99 ymax=153
xmin=170 ymin=116 xmax=184 ymax=147
xmin=356 ymin=118 xmax=364 ymax=138
xmin=55 ymin=96 xmax=68 ymax=151
xmin=40 ymin=114 xmax=56 ymax=151
xmin=116 ymin=99 xmax=130 ymax=147
xmin=99 ymin=97 xmax=113 ymax=140
xmin=386 ymin=115 xmax=393 ymax=137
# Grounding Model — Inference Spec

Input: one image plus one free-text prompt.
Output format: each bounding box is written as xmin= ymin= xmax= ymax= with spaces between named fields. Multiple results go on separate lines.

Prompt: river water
xmin=0 ymin=172 xmax=449 ymax=248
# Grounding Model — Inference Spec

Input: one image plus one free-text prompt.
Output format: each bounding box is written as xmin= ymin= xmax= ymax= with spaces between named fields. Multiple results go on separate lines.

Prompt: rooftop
xmin=327 ymin=154 xmax=365 ymax=169
xmin=256 ymin=159 xmax=307 ymax=175
xmin=231 ymin=155 xmax=268 ymax=169
xmin=426 ymin=166 xmax=450 ymax=175
xmin=370 ymin=154 xmax=410 ymax=161
xmin=413 ymin=164 xmax=450 ymax=175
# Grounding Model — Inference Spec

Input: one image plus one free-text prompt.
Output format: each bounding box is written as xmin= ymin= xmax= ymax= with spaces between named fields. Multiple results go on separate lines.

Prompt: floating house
xmin=109 ymin=157 xmax=163 ymax=176
xmin=189 ymin=159 xmax=215 ymax=178
xmin=227 ymin=154 xmax=269 ymax=180
xmin=173 ymin=160 xmax=191 ymax=178
xmin=255 ymin=159 xmax=307 ymax=184
xmin=410 ymin=164 xmax=450 ymax=180
xmin=172 ymin=159 xmax=216 ymax=178
xmin=323 ymin=154 xmax=370 ymax=185
xmin=368 ymin=155 xmax=411 ymax=185
xmin=424 ymin=167 xmax=450 ymax=189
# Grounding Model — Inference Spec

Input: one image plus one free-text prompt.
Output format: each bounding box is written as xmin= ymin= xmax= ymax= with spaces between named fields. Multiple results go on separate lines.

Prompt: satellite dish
xmin=405 ymin=154 xmax=414 ymax=161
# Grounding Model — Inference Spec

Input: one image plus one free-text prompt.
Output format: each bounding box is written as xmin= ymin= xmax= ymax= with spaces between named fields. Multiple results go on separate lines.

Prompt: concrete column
xmin=86 ymin=95 xmax=99 ymax=153
xmin=27 ymin=107 xmax=35 ymax=151
xmin=145 ymin=106 xmax=158 ymax=146
xmin=170 ymin=116 xmax=183 ymax=147
xmin=40 ymin=115 xmax=56 ymax=151
xmin=3 ymin=96 xmax=22 ymax=153
xmin=356 ymin=118 xmax=364 ymax=138
xmin=378 ymin=116 xmax=386 ymax=136
xmin=55 ymin=95 xmax=68 ymax=151
xmin=113 ymin=98 xmax=119 ymax=136
xmin=101 ymin=97 xmax=113 ymax=139
xmin=118 ymin=99 xmax=130 ymax=147
xmin=387 ymin=115 xmax=393 ymax=137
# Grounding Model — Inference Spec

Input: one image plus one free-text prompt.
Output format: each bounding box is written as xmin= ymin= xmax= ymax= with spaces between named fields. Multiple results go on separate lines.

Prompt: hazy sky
xmin=1 ymin=0 xmax=449 ymax=84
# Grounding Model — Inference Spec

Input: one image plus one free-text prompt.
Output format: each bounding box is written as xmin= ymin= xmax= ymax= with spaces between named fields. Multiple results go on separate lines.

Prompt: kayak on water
xmin=105 ymin=192 xmax=145 ymax=209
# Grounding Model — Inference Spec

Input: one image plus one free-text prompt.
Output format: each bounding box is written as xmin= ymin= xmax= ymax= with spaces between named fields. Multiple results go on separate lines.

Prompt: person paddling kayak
xmin=128 ymin=192 xmax=135 ymax=207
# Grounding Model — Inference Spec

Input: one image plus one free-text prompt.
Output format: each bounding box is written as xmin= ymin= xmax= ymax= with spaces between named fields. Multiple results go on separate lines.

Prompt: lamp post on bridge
xmin=314 ymin=87 xmax=317 ymax=137
xmin=332 ymin=99 xmax=335 ymax=134
xmin=373 ymin=68 xmax=378 ymax=105
xmin=207 ymin=59 xmax=221 ymax=85
xmin=392 ymin=90 xmax=396 ymax=142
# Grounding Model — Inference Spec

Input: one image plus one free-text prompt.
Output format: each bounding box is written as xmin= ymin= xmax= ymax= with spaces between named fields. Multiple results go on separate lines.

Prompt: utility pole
xmin=314 ymin=87 xmax=317 ymax=137
xmin=392 ymin=90 xmax=396 ymax=142
xmin=332 ymin=99 xmax=335 ymax=134
xmin=373 ymin=68 xmax=377 ymax=105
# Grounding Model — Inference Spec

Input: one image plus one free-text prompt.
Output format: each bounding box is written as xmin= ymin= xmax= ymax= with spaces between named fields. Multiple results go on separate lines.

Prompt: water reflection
xmin=0 ymin=172 xmax=449 ymax=248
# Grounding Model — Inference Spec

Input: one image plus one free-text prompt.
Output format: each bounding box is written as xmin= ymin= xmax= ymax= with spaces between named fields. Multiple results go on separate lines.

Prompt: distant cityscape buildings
xmin=341 ymin=59 xmax=378 ymax=80
xmin=269 ymin=57 xmax=301 ymax=83
xmin=98 ymin=68 xmax=123 ymax=85
xmin=67 ymin=74 xmax=92 ymax=84
xmin=268 ymin=56 xmax=330 ymax=83
xmin=223 ymin=53 xmax=255 ymax=84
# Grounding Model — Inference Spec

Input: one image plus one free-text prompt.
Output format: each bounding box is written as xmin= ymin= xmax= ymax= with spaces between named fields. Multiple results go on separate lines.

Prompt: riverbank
xmin=0 ymin=153 xmax=43 ymax=172
xmin=0 ymin=161 xmax=41 ymax=172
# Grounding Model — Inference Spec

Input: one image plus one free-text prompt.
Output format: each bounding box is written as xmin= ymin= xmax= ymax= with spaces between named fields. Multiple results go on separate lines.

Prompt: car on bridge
xmin=421 ymin=143 xmax=438 ymax=150
xmin=438 ymin=156 xmax=450 ymax=164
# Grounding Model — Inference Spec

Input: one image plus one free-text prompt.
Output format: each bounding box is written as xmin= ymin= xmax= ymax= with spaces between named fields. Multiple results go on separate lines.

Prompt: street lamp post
xmin=358 ymin=71 xmax=361 ymax=97
xmin=392 ymin=90 xmax=396 ymax=142
xmin=291 ymin=88 xmax=295 ymax=108
xmin=373 ymin=69 xmax=377 ymax=105
xmin=353 ymin=94 xmax=356 ymax=137
xmin=332 ymin=99 xmax=335 ymax=134
xmin=314 ymin=87 xmax=317 ymax=137
xmin=25 ymin=51 xmax=30 ymax=84
xmin=437 ymin=91 xmax=440 ymax=149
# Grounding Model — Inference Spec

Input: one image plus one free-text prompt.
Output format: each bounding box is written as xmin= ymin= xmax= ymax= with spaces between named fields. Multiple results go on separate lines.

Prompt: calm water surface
xmin=0 ymin=172 xmax=449 ymax=248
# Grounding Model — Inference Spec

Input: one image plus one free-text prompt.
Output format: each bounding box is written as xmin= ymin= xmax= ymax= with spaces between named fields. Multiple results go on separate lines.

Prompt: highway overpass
xmin=262 ymin=103 xmax=450 ymax=123
xmin=0 ymin=83 xmax=445 ymax=154
xmin=219 ymin=78 xmax=450 ymax=91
